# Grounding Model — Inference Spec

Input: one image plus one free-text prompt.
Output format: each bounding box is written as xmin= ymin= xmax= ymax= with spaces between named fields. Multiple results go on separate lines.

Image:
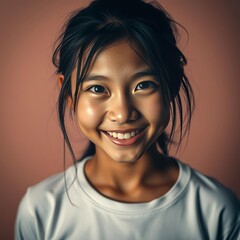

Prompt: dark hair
xmin=52 ymin=0 xmax=194 ymax=163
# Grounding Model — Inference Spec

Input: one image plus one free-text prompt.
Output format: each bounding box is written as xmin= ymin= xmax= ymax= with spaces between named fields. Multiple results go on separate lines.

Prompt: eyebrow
xmin=83 ymin=75 xmax=107 ymax=81
xmin=131 ymin=69 xmax=156 ymax=80
xmin=83 ymin=69 xmax=156 ymax=82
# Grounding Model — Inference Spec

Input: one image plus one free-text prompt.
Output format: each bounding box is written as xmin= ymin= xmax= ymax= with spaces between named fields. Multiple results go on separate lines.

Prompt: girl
xmin=15 ymin=0 xmax=239 ymax=239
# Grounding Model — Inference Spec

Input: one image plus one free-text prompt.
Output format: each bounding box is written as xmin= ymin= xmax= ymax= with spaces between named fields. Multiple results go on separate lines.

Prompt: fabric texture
xmin=15 ymin=156 xmax=240 ymax=240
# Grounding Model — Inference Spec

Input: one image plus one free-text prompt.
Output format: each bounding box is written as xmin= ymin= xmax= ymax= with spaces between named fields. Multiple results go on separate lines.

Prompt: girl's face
xmin=73 ymin=40 xmax=170 ymax=163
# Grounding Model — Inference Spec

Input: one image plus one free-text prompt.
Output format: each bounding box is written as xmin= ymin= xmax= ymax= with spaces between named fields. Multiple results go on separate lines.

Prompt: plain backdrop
xmin=0 ymin=0 xmax=240 ymax=239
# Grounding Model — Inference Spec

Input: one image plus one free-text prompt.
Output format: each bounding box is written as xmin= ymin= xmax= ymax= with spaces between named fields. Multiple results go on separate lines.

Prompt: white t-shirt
xmin=15 ymin=156 xmax=240 ymax=240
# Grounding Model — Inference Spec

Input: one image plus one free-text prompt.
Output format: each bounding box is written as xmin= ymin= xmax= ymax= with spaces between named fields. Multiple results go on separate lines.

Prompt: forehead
xmin=71 ymin=40 xmax=152 ymax=90
xmin=87 ymin=40 xmax=149 ymax=74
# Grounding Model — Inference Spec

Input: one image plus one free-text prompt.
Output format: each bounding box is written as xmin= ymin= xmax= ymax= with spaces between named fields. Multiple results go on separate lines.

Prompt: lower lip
xmin=102 ymin=129 xmax=146 ymax=146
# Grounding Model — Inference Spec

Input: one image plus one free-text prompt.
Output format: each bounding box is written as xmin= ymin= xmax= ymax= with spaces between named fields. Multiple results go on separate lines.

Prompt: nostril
xmin=107 ymin=95 xmax=139 ymax=123
xmin=107 ymin=108 xmax=139 ymax=123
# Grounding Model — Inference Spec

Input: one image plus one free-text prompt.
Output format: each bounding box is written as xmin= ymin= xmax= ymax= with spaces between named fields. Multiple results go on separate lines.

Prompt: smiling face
xmin=73 ymin=40 xmax=170 ymax=163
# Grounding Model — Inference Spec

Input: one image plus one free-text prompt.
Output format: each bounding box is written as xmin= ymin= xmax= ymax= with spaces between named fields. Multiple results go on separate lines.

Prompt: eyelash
xmin=87 ymin=81 xmax=158 ymax=94
xmin=88 ymin=85 xmax=107 ymax=94
xmin=135 ymin=81 xmax=158 ymax=91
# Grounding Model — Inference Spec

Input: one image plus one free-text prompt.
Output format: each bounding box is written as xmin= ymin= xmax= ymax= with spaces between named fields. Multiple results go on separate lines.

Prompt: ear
xmin=57 ymin=74 xmax=64 ymax=87
xmin=57 ymin=74 xmax=74 ymax=109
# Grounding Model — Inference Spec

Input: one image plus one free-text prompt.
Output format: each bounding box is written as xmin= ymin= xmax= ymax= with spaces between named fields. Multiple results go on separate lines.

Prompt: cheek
xmin=141 ymin=94 xmax=170 ymax=128
xmin=76 ymin=97 xmax=104 ymax=131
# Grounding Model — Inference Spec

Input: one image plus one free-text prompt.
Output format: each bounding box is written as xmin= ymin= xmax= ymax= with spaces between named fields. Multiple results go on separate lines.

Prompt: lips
xmin=102 ymin=128 xmax=146 ymax=146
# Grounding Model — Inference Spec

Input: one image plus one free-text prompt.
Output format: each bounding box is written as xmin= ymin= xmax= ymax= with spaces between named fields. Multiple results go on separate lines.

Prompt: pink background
xmin=0 ymin=0 xmax=239 ymax=239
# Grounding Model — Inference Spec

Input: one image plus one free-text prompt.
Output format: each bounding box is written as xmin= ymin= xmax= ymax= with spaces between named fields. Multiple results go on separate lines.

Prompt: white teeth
xmin=107 ymin=130 xmax=140 ymax=139
xmin=124 ymin=133 xmax=131 ymax=139
xmin=118 ymin=133 xmax=124 ymax=139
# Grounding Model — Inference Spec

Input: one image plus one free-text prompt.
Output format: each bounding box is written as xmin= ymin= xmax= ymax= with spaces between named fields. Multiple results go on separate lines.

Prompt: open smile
xmin=101 ymin=128 xmax=146 ymax=146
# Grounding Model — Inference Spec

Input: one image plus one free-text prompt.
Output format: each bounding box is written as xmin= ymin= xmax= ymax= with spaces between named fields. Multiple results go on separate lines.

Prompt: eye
xmin=88 ymin=85 xmax=107 ymax=94
xmin=135 ymin=81 xmax=158 ymax=91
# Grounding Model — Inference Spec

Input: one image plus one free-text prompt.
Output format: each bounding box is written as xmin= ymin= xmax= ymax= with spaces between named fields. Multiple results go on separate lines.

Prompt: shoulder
xmin=174 ymin=159 xmax=240 ymax=212
xmin=179 ymin=161 xmax=240 ymax=238
xmin=26 ymin=169 xmax=68 ymax=204
xmin=188 ymin=164 xmax=239 ymax=208
xmin=15 ymin=164 xmax=78 ymax=239
xmin=24 ymin=163 xmax=79 ymax=208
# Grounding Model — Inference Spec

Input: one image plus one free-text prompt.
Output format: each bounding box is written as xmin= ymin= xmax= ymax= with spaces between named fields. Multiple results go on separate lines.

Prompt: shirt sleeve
xmin=223 ymin=223 xmax=240 ymax=240
xmin=221 ymin=193 xmax=240 ymax=240
xmin=15 ymin=190 xmax=39 ymax=240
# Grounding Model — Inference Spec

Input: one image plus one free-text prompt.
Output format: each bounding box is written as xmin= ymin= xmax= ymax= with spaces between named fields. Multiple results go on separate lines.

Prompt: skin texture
xmin=68 ymin=40 xmax=179 ymax=203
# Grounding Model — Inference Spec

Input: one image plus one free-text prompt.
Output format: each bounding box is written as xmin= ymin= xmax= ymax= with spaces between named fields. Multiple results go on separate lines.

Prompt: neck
xmin=84 ymin=145 xmax=175 ymax=196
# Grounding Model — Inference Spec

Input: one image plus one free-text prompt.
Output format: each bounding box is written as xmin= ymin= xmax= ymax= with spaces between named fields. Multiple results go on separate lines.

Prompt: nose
xmin=107 ymin=93 xmax=139 ymax=124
